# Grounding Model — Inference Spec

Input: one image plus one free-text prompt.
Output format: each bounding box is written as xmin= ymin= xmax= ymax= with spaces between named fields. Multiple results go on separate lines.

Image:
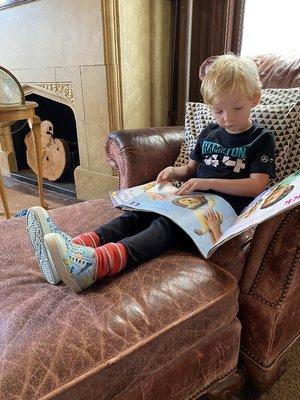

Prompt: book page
xmin=209 ymin=170 xmax=300 ymax=256
xmin=123 ymin=187 xmax=237 ymax=258
xmin=109 ymin=181 xmax=177 ymax=207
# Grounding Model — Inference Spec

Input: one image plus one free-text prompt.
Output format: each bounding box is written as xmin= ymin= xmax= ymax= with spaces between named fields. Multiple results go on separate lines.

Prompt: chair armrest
xmin=106 ymin=126 xmax=184 ymax=189
xmin=238 ymin=207 xmax=300 ymax=368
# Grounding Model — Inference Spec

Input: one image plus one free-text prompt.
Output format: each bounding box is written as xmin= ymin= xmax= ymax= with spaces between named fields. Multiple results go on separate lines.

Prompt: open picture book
xmin=109 ymin=170 xmax=300 ymax=258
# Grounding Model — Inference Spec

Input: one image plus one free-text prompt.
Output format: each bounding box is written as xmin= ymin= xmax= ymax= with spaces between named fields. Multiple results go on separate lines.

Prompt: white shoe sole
xmin=44 ymin=233 xmax=82 ymax=293
xmin=26 ymin=207 xmax=62 ymax=284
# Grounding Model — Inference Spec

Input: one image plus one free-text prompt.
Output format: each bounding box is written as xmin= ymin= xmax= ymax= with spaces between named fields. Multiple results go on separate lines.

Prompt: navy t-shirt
xmin=190 ymin=122 xmax=276 ymax=214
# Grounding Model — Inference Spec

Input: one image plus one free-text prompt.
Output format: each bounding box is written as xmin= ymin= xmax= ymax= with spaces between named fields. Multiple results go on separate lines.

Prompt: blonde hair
xmin=200 ymin=54 xmax=261 ymax=106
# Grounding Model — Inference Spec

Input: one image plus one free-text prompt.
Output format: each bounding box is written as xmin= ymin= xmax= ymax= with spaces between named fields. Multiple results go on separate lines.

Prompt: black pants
xmin=95 ymin=211 xmax=189 ymax=267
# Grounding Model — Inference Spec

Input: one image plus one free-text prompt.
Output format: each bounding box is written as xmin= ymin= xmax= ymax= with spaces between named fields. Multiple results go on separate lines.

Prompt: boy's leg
xmin=94 ymin=211 xmax=160 ymax=244
xmin=44 ymin=233 xmax=128 ymax=293
xmin=72 ymin=231 xmax=100 ymax=247
xmin=121 ymin=215 xmax=187 ymax=266
xmin=26 ymin=206 xmax=101 ymax=284
xmin=74 ymin=211 xmax=157 ymax=246
xmin=27 ymin=206 xmax=73 ymax=284
xmin=26 ymin=206 xmax=157 ymax=285
xmin=42 ymin=215 xmax=188 ymax=293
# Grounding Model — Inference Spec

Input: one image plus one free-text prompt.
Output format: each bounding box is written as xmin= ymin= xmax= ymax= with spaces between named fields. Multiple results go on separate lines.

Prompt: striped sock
xmin=94 ymin=243 xmax=127 ymax=279
xmin=73 ymin=231 xmax=100 ymax=248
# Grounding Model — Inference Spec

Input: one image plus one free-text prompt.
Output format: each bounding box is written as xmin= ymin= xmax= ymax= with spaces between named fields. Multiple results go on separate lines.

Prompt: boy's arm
xmin=177 ymin=173 xmax=270 ymax=197
xmin=157 ymin=160 xmax=198 ymax=182
xmin=208 ymin=173 xmax=269 ymax=196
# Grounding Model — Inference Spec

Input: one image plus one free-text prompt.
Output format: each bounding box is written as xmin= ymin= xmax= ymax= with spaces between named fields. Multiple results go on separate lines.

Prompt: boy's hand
xmin=156 ymin=166 xmax=174 ymax=183
xmin=176 ymin=178 xmax=211 ymax=195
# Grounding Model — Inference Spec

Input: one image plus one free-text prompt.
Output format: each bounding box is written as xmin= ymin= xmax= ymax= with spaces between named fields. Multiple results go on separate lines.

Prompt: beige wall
xmin=0 ymin=0 xmax=172 ymax=199
xmin=119 ymin=0 xmax=172 ymax=128
xmin=0 ymin=0 xmax=104 ymax=69
xmin=0 ymin=0 xmax=116 ymax=199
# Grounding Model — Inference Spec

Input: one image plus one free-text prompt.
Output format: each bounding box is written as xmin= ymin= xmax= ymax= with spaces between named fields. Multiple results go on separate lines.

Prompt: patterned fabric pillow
xmin=251 ymin=88 xmax=300 ymax=184
xmin=174 ymin=88 xmax=300 ymax=185
xmin=174 ymin=102 xmax=213 ymax=168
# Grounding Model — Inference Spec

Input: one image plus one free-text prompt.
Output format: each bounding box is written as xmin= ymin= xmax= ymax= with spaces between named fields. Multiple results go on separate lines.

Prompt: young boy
xmin=27 ymin=54 xmax=275 ymax=293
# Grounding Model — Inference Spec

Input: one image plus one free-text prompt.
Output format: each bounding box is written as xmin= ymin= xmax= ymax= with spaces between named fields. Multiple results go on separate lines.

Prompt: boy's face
xmin=211 ymin=89 xmax=259 ymax=134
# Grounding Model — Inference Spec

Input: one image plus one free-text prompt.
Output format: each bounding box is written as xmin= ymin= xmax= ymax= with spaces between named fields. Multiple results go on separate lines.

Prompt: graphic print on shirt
xmin=202 ymin=140 xmax=247 ymax=173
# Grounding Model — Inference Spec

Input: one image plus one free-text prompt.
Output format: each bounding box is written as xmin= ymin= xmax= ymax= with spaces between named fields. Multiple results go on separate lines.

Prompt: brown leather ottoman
xmin=0 ymin=200 xmax=241 ymax=400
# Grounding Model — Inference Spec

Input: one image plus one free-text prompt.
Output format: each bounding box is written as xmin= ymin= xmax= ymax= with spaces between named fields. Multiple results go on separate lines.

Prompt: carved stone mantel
xmin=31 ymin=82 xmax=74 ymax=105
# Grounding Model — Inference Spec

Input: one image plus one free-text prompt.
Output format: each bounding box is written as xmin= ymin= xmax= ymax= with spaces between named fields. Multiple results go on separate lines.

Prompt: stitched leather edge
xmin=248 ymin=209 xmax=299 ymax=308
xmin=105 ymin=138 xmax=122 ymax=189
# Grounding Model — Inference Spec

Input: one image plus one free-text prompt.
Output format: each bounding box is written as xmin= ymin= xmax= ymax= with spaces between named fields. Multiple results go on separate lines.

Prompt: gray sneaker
xmin=44 ymin=232 xmax=96 ymax=293
xmin=26 ymin=206 xmax=72 ymax=284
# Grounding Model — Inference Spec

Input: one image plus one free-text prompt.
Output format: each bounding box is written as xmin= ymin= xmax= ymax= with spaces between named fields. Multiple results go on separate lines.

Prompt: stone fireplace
xmin=1 ymin=67 xmax=117 ymax=200
xmin=9 ymin=84 xmax=79 ymax=195
xmin=0 ymin=0 xmax=172 ymax=200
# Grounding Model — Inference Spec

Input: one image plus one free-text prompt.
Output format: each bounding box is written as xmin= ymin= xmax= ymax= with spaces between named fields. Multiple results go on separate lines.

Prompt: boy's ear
xmin=251 ymin=94 xmax=261 ymax=107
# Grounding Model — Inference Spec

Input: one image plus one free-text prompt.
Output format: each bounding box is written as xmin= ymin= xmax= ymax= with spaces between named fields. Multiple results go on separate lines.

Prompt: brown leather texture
xmin=105 ymin=53 xmax=300 ymax=390
xmin=210 ymin=228 xmax=254 ymax=281
xmin=253 ymin=54 xmax=300 ymax=88
xmin=114 ymin=320 xmax=241 ymax=400
xmin=106 ymin=127 xmax=184 ymax=189
xmin=239 ymin=207 xmax=300 ymax=368
xmin=0 ymin=200 xmax=240 ymax=400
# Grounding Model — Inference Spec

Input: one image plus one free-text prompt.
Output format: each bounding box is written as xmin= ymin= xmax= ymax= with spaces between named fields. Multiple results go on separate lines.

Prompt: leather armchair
xmin=0 ymin=55 xmax=298 ymax=400
xmin=106 ymin=54 xmax=300 ymax=396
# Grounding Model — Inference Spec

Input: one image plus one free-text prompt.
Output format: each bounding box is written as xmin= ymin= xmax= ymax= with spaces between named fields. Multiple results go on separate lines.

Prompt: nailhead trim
xmin=249 ymin=209 xmax=299 ymax=309
xmin=241 ymin=332 xmax=300 ymax=368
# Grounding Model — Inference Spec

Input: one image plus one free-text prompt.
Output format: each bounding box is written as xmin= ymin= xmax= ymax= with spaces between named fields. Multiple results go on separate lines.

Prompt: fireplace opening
xmin=11 ymin=93 xmax=79 ymax=196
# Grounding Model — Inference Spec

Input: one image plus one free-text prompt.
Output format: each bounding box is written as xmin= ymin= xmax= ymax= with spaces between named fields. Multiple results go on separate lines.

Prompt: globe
xmin=0 ymin=66 xmax=25 ymax=105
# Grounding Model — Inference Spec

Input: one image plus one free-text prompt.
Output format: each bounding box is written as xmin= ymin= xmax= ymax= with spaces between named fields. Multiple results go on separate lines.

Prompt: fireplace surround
xmin=1 ymin=75 xmax=117 ymax=200
xmin=0 ymin=0 xmax=171 ymax=200
xmin=8 ymin=90 xmax=79 ymax=195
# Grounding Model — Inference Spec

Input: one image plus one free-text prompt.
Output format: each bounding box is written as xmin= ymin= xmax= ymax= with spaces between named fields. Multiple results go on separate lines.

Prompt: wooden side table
xmin=0 ymin=170 xmax=10 ymax=218
xmin=0 ymin=101 xmax=48 ymax=218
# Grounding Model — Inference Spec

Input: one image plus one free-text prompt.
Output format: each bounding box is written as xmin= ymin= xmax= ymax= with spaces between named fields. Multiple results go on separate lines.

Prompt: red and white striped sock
xmin=73 ymin=231 xmax=100 ymax=248
xmin=94 ymin=242 xmax=127 ymax=279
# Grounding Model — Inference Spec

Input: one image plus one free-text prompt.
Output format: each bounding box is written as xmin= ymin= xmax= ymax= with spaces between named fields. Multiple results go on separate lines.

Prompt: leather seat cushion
xmin=0 ymin=200 xmax=240 ymax=399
